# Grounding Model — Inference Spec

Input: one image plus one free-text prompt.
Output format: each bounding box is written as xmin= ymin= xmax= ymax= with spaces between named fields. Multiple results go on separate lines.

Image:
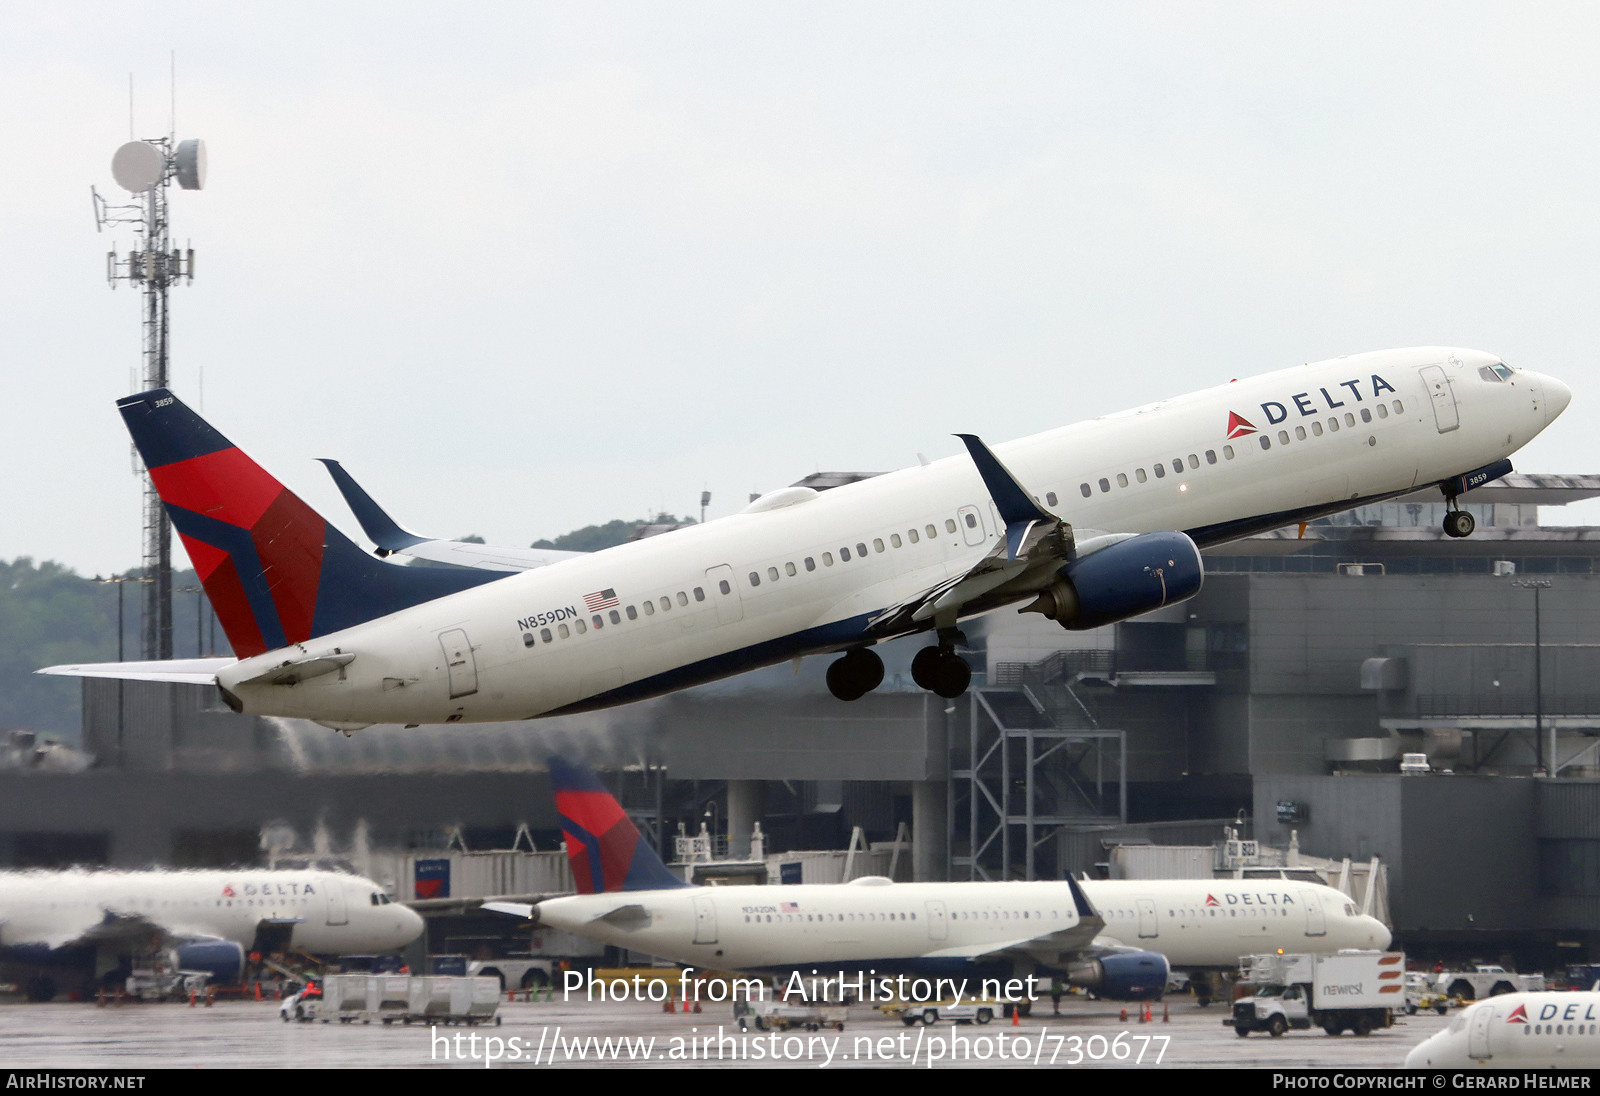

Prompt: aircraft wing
xmin=868 ymin=435 xmax=1131 ymax=636
xmin=35 ymin=657 xmax=233 ymax=684
xmin=921 ymin=874 xmax=1108 ymax=964
xmin=318 ymin=459 xmax=587 ymax=573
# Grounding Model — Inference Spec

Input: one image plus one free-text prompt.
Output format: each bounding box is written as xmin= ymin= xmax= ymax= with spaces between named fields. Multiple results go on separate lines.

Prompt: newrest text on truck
xmin=1230 ymin=951 xmax=1404 ymax=1038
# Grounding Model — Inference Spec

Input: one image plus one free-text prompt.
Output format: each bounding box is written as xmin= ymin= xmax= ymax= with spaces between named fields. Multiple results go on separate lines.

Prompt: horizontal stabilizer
xmin=482 ymin=900 xmax=536 ymax=920
xmin=36 ymin=657 xmax=233 ymax=685
xmin=319 ymin=458 xmax=586 ymax=573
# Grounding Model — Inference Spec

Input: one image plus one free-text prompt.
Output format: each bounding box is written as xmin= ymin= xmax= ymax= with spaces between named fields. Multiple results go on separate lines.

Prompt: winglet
xmin=316 ymin=459 xmax=426 ymax=554
xmin=1065 ymin=873 xmax=1102 ymax=924
xmin=548 ymin=758 xmax=693 ymax=894
xmin=955 ymin=434 xmax=1059 ymax=560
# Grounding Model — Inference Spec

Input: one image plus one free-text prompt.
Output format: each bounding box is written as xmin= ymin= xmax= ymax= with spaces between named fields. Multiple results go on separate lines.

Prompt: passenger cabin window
xmin=768 ymin=566 xmax=780 ymax=581
xmin=840 ymin=546 xmax=851 ymax=561
xmin=677 ymin=591 xmax=688 ymax=606
xmin=857 ymin=542 xmax=868 ymax=556
xmin=1116 ymin=473 xmax=1128 ymax=488
xmin=873 ymin=538 xmax=885 ymax=552
xmin=719 ymin=580 xmax=731 ymax=594
xmin=1278 ymin=430 xmax=1289 ymax=444
xmin=1098 ymin=477 xmax=1110 ymax=493
xmin=804 ymin=557 xmax=816 ymax=571
xmin=642 ymin=602 xmax=654 ymax=616
xmin=1080 ymin=483 xmax=1092 ymax=498
xmin=694 ymin=587 xmax=706 ymax=601
xmin=890 ymin=534 xmax=902 ymax=549
xmin=1223 ymin=445 xmax=1234 ymax=459
xmin=609 ymin=610 xmax=620 ymax=624
xmin=749 ymin=572 xmax=760 ymax=587
xmin=823 ymin=552 xmax=834 ymax=566
xmin=1187 ymin=454 xmax=1199 ymax=469
xmin=575 ymin=619 xmax=587 ymax=634
xmin=1360 ymin=407 xmax=1372 ymax=423
xmin=1205 ymin=450 xmax=1216 ymax=464
xmin=1136 ymin=468 xmax=1148 ymax=483
xmin=1154 ymin=463 xmax=1166 ymax=478
xmin=660 ymin=597 xmax=671 ymax=611
xmin=926 ymin=524 xmax=937 ymax=538
xmin=523 ymin=632 xmax=535 ymax=647
xmin=1046 ymin=492 xmax=1058 ymax=506
xmin=944 ymin=519 xmax=957 ymax=534
xmin=626 ymin=606 xmax=637 ymax=620
xmin=541 ymin=628 xmax=553 ymax=642
xmin=1260 ymin=435 xmax=1271 ymax=450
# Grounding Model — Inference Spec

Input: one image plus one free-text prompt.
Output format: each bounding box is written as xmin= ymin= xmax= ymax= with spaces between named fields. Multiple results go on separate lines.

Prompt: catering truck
xmin=1231 ymin=951 xmax=1404 ymax=1037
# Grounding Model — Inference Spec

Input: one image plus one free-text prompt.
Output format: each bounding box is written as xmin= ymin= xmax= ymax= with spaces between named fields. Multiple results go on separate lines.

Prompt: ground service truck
xmin=1231 ymin=951 xmax=1404 ymax=1037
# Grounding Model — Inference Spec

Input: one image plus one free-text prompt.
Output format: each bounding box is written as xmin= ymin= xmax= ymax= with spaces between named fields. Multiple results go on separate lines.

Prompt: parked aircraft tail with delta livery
xmin=482 ymin=758 xmax=1391 ymax=1001
xmin=41 ymin=347 xmax=1568 ymax=730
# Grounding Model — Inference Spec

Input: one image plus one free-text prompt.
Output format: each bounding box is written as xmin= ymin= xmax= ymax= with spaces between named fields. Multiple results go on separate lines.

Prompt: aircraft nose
xmin=1542 ymin=373 xmax=1573 ymax=425
xmin=397 ymin=905 xmax=425 ymax=946
xmin=1366 ymin=916 xmax=1391 ymax=949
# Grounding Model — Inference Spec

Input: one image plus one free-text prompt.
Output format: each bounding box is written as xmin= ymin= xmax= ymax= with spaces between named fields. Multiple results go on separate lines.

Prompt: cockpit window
xmin=1480 ymin=362 xmax=1515 ymax=382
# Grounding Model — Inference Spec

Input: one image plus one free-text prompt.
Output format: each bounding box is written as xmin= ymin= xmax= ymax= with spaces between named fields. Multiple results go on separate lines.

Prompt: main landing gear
xmin=911 ymin=638 xmax=972 ymax=700
xmin=826 ymin=647 xmax=884 ymax=701
xmin=825 ymin=634 xmax=976 ymax=702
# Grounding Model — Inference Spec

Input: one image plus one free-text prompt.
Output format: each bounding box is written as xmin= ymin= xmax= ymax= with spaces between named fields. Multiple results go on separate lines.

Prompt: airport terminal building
xmin=4 ymin=474 xmax=1600 ymax=968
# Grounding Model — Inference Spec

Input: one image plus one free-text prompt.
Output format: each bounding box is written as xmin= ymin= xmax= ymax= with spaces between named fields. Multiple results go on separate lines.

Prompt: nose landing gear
xmin=1443 ymin=508 xmax=1475 ymax=538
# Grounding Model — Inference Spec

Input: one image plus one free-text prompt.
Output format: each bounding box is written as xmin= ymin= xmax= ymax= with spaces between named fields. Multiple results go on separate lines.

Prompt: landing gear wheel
xmin=913 ymin=645 xmax=972 ymax=699
xmin=1443 ymin=509 xmax=1475 ymax=538
xmin=826 ymin=648 xmax=884 ymax=701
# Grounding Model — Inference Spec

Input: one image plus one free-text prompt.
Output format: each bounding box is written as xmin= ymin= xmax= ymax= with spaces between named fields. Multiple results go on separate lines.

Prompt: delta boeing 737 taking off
xmin=42 ymin=347 xmax=1568 ymax=731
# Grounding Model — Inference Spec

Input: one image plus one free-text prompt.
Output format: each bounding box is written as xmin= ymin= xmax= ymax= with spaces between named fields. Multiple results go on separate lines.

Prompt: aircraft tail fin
xmin=547 ymin=757 xmax=692 ymax=894
xmin=117 ymin=389 xmax=504 ymax=660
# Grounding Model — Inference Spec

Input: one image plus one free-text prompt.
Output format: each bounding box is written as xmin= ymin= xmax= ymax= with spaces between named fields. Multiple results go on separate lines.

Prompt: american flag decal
xmin=781 ymin=901 xmax=800 ymax=913
xmin=584 ymin=588 xmax=619 ymax=612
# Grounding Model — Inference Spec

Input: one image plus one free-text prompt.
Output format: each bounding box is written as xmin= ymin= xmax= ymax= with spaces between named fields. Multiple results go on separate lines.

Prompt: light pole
xmin=94 ymin=574 xmax=150 ymax=769
xmin=1510 ymin=578 xmax=1553 ymax=775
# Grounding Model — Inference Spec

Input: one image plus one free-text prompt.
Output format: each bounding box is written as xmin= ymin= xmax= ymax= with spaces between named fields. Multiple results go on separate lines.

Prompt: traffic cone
xmin=1012 ymin=1005 xmax=1021 ymax=1027
xmin=1119 ymin=1007 xmax=1127 ymax=1021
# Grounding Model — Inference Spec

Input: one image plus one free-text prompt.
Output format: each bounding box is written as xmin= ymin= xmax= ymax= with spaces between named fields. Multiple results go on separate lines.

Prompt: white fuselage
xmin=218 ymin=347 xmax=1567 ymax=725
xmin=0 ymin=869 xmax=423 ymax=955
xmin=533 ymin=876 xmax=1389 ymax=975
xmin=1406 ymin=992 xmax=1600 ymax=1068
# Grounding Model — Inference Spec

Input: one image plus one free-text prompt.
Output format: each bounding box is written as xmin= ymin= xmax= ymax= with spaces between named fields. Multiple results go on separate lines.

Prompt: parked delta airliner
xmin=41 ymin=347 xmax=1568 ymax=730
xmin=484 ymin=760 xmax=1390 ymax=1002
xmin=1405 ymin=991 xmax=1600 ymax=1068
xmin=0 ymin=868 xmax=423 ymax=1001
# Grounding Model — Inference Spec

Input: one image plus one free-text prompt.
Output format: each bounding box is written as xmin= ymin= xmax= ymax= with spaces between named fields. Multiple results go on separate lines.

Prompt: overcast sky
xmin=5 ymin=2 xmax=1597 ymax=577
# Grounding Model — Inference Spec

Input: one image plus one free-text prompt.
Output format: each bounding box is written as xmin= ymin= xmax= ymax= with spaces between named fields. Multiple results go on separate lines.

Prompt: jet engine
xmin=174 ymin=939 xmax=247 ymax=985
xmin=1065 ymin=950 xmax=1170 ymax=1001
xmin=1023 ymin=531 xmax=1203 ymax=631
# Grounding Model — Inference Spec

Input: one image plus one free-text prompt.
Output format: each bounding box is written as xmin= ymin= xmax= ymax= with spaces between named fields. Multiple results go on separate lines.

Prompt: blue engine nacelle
xmin=174 ymin=939 xmax=246 ymax=985
xmin=1066 ymin=950 xmax=1171 ymax=1001
xmin=1024 ymin=531 xmax=1203 ymax=631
